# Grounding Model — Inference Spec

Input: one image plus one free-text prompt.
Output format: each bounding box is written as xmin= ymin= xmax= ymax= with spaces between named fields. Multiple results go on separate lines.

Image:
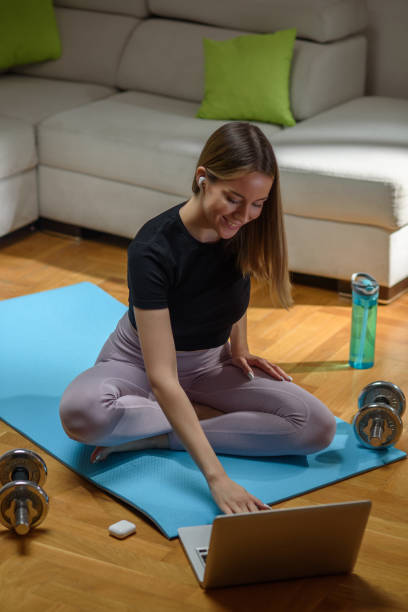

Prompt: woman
xmin=59 ymin=122 xmax=336 ymax=515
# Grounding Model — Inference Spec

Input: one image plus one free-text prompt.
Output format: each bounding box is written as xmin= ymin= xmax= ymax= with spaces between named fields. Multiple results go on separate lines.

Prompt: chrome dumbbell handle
xmin=14 ymin=499 xmax=30 ymax=535
xmin=370 ymin=416 xmax=385 ymax=445
xmin=0 ymin=481 xmax=49 ymax=535
xmin=0 ymin=449 xmax=49 ymax=535
xmin=353 ymin=403 xmax=403 ymax=449
xmin=353 ymin=381 xmax=406 ymax=449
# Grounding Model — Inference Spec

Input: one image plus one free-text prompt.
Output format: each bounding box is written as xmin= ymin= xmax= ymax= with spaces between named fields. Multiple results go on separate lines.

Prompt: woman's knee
xmin=59 ymin=378 xmax=117 ymax=444
xmin=301 ymin=402 xmax=337 ymax=454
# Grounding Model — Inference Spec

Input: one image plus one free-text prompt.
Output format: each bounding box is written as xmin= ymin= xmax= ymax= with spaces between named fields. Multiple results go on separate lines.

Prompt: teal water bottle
xmin=349 ymin=273 xmax=379 ymax=369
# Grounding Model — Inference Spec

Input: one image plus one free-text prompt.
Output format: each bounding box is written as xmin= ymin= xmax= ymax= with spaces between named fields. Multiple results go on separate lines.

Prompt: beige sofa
xmin=1 ymin=0 xmax=407 ymax=302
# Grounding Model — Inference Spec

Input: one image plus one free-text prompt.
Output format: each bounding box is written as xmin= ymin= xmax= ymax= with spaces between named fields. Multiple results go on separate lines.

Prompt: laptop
xmin=178 ymin=500 xmax=371 ymax=589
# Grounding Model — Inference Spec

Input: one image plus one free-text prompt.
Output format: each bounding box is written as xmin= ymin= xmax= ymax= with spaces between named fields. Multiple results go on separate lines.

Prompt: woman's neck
xmin=179 ymin=197 xmax=220 ymax=243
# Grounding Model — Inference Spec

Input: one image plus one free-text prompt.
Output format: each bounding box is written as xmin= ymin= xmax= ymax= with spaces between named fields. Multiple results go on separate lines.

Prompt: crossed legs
xmin=60 ymin=357 xmax=336 ymax=463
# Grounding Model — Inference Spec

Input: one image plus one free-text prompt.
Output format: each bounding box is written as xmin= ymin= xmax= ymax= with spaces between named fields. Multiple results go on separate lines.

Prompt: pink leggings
xmin=59 ymin=313 xmax=336 ymax=456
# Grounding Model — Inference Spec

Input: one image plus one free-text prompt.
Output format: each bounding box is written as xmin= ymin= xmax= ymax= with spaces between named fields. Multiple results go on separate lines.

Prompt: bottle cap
xmin=351 ymin=272 xmax=379 ymax=296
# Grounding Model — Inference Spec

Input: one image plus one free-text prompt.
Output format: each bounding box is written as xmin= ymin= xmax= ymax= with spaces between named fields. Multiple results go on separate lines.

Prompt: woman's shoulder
xmin=128 ymin=202 xmax=186 ymax=262
xmin=129 ymin=203 xmax=184 ymax=245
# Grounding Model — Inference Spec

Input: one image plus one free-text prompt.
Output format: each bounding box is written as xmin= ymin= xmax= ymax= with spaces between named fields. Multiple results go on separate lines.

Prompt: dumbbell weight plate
xmin=0 ymin=481 xmax=49 ymax=534
xmin=353 ymin=403 xmax=403 ymax=449
xmin=358 ymin=381 xmax=406 ymax=416
xmin=0 ymin=449 xmax=47 ymax=488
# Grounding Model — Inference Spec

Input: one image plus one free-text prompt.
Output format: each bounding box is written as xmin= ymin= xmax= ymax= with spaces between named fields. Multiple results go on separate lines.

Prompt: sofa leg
xmin=37 ymin=218 xmax=83 ymax=241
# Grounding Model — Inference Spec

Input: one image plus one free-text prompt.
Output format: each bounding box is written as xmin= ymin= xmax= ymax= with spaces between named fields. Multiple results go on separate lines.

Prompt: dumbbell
xmin=352 ymin=381 xmax=406 ymax=449
xmin=0 ymin=449 xmax=49 ymax=535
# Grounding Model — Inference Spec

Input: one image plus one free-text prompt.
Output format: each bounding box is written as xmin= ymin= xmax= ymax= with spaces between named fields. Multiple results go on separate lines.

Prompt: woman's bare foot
xmin=90 ymin=434 xmax=169 ymax=464
xmin=90 ymin=403 xmax=223 ymax=463
xmin=90 ymin=446 xmax=109 ymax=463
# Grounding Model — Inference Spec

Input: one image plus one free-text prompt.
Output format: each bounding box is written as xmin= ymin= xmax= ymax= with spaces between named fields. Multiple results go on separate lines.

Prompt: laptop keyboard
xmin=196 ymin=547 xmax=208 ymax=566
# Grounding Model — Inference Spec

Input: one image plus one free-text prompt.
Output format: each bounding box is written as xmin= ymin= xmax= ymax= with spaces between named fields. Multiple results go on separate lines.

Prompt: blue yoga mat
xmin=0 ymin=282 xmax=405 ymax=538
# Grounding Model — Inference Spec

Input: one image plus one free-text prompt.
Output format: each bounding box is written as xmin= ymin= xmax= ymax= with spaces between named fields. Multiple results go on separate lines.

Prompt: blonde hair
xmin=192 ymin=122 xmax=293 ymax=308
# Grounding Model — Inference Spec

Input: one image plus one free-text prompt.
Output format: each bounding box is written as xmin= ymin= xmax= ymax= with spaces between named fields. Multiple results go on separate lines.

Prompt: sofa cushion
xmin=39 ymin=166 xmax=178 ymax=238
xmin=54 ymin=0 xmax=149 ymax=18
xmin=37 ymin=91 xmax=282 ymax=196
xmin=0 ymin=117 xmax=37 ymax=180
xmin=197 ymin=29 xmax=296 ymax=127
xmin=0 ymin=0 xmax=61 ymax=70
xmin=0 ymin=76 xmax=115 ymax=124
xmin=117 ymin=19 xmax=366 ymax=121
xmin=148 ymin=0 xmax=368 ymax=43
xmin=13 ymin=8 xmax=139 ymax=87
xmin=273 ymin=97 xmax=408 ymax=231
xmin=0 ymin=170 xmax=39 ymax=237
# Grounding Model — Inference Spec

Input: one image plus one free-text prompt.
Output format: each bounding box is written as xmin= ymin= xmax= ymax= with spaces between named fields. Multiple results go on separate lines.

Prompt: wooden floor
xmin=1 ymin=226 xmax=407 ymax=612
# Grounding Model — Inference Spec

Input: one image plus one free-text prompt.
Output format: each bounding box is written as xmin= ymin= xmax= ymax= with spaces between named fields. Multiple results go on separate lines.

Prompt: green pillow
xmin=196 ymin=29 xmax=296 ymax=127
xmin=0 ymin=0 xmax=62 ymax=70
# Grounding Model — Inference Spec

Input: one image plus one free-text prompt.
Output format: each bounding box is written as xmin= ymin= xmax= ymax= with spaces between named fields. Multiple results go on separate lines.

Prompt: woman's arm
xmin=134 ymin=306 xmax=225 ymax=481
xmin=229 ymin=310 xmax=292 ymax=382
xmin=229 ymin=311 xmax=250 ymax=357
xmin=134 ymin=306 xmax=269 ymax=513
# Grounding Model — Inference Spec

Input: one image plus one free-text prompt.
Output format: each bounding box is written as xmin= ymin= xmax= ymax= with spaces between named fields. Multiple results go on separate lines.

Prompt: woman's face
xmin=198 ymin=168 xmax=273 ymax=240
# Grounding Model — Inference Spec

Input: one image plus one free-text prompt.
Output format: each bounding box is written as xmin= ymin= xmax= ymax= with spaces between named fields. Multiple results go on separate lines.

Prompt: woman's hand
xmin=208 ymin=473 xmax=270 ymax=514
xmin=230 ymin=351 xmax=293 ymax=382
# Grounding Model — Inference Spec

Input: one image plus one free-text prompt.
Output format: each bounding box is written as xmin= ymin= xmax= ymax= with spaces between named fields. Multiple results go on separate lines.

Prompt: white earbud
xmin=198 ymin=176 xmax=205 ymax=187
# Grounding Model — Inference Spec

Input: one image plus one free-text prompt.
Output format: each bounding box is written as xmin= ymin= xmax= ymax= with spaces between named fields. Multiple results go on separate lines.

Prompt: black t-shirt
xmin=127 ymin=201 xmax=250 ymax=350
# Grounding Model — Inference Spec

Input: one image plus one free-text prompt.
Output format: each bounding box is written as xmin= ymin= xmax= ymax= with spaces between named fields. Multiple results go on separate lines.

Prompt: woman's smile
xmin=221 ymin=216 xmax=242 ymax=231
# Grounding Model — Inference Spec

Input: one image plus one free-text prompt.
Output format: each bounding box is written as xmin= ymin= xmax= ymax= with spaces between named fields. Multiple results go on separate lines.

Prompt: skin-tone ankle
xmin=90 ymin=402 xmax=223 ymax=463
xmin=91 ymin=433 xmax=170 ymax=463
